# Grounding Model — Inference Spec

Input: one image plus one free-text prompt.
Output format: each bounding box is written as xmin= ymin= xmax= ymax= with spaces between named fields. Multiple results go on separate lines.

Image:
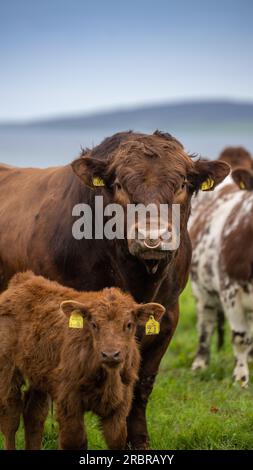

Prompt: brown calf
xmin=0 ymin=271 xmax=164 ymax=450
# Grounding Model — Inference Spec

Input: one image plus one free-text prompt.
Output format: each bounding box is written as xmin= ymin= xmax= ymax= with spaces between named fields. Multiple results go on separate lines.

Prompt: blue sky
xmin=0 ymin=0 xmax=252 ymax=120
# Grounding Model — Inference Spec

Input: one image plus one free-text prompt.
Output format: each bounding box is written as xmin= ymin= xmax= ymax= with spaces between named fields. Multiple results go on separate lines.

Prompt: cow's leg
xmin=0 ymin=386 xmax=23 ymax=450
xmin=246 ymin=311 xmax=253 ymax=363
xmin=222 ymin=290 xmax=252 ymax=387
xmin=56 ymin=400 xmax=87 ymax=450
xmin=23 ymin=388 xmax=50 ymax=450
xmin=192 ymin=299 xmax=217 ymax=371
xmin=127 ymin=306 xmax=178 ymax=449
xmin=102 ymin=414 xmax=127 ymax=450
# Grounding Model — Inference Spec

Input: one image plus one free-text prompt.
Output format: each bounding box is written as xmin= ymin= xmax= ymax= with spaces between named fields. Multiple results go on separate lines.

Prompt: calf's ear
xmin=71 ymin=156 xmax=110 ymax=189
xmin=134 ymin=302 xmax=165 ymax=325
xmin=189 ymin=160 xmax=230 ymax=192
xmin=231 ymin=168 xmax=253 ymax=190
xmin=60 ymin=300 xmax=91 ymax=320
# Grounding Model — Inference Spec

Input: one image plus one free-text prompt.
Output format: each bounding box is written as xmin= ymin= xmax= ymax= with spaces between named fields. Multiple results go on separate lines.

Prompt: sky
xmin=0 ymin=0 xmax=253 ymax=121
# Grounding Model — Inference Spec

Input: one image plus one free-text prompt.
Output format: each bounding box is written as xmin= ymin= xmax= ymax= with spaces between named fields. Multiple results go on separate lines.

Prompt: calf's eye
xmin=90 ymin=321 xmax=98 ymax=330
xmin=126 ymin=321 xmax=132 ymax=331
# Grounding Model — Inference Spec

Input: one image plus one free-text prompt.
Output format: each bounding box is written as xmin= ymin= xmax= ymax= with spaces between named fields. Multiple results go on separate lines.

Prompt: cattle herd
xmin=0 ymin=131 xmax=252 ymax=450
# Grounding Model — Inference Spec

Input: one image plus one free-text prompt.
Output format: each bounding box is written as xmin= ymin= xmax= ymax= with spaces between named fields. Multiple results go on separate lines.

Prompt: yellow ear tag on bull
xmin=69 ymin=310 xmax=84 ymax=329
xmin=239 ymin=181 xmax=246 ymax=190
xmin=92 ymin=176 xmax=105 ymax=187
xmin=145 ymin=315 xmax=160 ymax=335
xmin=200 ymin=178 xmax=215 ymax=191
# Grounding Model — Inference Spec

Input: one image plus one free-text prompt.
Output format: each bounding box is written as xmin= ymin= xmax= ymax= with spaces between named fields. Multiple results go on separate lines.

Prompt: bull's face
xmin=72 ymin=131 xmax=229 ymax=273
xmin=60 ymin=289 xmax=165 ymax=369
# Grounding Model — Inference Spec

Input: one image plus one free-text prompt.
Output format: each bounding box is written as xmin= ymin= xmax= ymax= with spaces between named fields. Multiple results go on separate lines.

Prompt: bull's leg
xmin=222 ymin=290 xmax=252 ymax=387
xmin=56 ymin=400 xmax=87 ymax=450
xmin=127 ymin=306 xmax=178 ymax=449
xmin=192 ymin=300 xmax=217 ymax=371
xmin=0 ymin=386 xmax=23 ymax=450
xmin=102 ymin=414 xmax=127 ymax=450
xmin=23 ymin=388 xmax=50 ymax=449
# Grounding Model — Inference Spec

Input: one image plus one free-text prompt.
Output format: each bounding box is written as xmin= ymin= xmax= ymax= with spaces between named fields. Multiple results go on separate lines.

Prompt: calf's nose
xmin=101 ymin=350 xmax=121 ymax=362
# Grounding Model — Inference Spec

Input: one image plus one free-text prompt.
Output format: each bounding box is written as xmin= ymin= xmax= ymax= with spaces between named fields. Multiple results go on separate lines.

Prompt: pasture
xmin=1 ymin=282 xmax=253 ymax=450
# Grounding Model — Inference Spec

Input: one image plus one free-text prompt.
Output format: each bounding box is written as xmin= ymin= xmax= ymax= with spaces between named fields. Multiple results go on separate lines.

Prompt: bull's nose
xmin=101 ymin=350 xmax=121 ymax=363
xmin=137 ymin=225 xmax=172 ymax=249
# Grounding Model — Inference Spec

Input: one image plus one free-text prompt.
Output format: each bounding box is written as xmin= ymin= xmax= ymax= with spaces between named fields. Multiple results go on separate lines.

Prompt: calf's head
xmin=61 ymin=288 xmax=165 ymax=368
xmin=72 ymin=131 xmax=229 ymax=272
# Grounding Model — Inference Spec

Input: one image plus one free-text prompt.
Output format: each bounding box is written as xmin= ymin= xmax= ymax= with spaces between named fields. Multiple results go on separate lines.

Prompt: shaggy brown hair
xmin=0 ymin=271 xmax=164 ymax=450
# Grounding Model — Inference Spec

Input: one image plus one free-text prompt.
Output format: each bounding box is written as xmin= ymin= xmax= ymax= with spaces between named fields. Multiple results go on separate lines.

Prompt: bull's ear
xmin=71 ymin=157 xmax=110 ymax=188
xmin=134 ymin=302 xmax=165 ymax=325
xmin=189 ymin=160 xmax=230 ymax=192
xmin=60 ymin=300 xmax=91 ymax=320
xmin=232 ymin=168 xmax=253 ymax=190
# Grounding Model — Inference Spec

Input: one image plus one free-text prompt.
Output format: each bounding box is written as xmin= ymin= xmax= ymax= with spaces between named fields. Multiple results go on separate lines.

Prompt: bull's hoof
xmin=191 ymin=356 xmax=208 ymax=371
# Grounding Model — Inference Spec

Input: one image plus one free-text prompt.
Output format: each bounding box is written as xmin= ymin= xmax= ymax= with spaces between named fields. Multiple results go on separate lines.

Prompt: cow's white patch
xmin=190 ymin=182 xmax=253 ymax=384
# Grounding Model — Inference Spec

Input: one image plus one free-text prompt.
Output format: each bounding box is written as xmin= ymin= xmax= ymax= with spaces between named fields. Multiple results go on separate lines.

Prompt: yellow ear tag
xmin=69 ymin=310 xmax=84 ymax=329
xmin=92 ymin=176 xmax=105 ymax=187
xmin=200 ymin=178 xmax=215 ymax=191
xmin=145 ymin=315 xmax=160 ymax=335
xmin=239 ymin=181 xmax=246 ymax=190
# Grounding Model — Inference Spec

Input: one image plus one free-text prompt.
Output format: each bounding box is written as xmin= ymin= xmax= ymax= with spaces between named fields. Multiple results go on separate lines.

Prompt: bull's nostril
xmin=113 ymin=351 xmax=120 ymax=358
xmin=101 ymin=351 xmax=108 ymax=358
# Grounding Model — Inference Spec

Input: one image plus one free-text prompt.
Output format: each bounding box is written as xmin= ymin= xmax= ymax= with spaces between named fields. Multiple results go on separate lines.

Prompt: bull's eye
xmin=181 ymin=179 xmax=187 ymax=190
xmin=114 ymin=181 xmax=122 ymax=191
xmin=176 ymin=179 xmax=187 ymax=193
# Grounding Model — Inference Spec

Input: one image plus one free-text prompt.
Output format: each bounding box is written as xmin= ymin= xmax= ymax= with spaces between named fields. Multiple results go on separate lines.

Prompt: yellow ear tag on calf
xmin=200 ymin=178 xmax=215 ymax=191
xmin=69 ymin=310 xmax=84 ymax=329
xmin=92 ymin=176 xmax=105 ymax=187
xmin=239 ymin=181 xmax=246 ymax=190
xmin=145 ymin=315 xmax=160 ymax=335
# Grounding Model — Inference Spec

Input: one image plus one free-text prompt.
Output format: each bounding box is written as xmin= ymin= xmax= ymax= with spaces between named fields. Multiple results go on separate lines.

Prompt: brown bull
xmin=0 ymin=130 xmax=229 ymax=448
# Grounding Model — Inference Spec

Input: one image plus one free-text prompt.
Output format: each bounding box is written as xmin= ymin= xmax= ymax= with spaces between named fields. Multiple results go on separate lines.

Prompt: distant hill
xmin=1 ymin=100 xmax=253 ymax=131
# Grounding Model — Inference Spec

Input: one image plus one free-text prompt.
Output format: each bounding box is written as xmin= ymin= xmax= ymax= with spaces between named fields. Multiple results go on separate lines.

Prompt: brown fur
xmin=0 ymin=271 xmax=164 ymax=450
xmin=0 ymin=131 xmax=229 ymax=448
xmin=218 ymin=146 xmax=252 ymax=170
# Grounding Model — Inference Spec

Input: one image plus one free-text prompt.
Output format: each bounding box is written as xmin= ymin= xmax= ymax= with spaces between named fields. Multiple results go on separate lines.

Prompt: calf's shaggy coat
xmin=0 ymin=271 xmax=164 ymax=450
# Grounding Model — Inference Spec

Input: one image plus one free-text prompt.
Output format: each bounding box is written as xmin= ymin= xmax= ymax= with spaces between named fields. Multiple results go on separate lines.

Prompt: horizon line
xmin=1 ymin=97 xmax=253 ymax=126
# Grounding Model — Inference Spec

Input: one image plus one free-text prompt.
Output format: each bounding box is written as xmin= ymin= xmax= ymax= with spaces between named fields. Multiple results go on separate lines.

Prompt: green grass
xmin=1 ymin=283 xmax=253 ymax=450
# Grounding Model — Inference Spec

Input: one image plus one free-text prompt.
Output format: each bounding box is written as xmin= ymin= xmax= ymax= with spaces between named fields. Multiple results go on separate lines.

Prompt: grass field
xmin=1 ymin=283 xmax=253 ymax=450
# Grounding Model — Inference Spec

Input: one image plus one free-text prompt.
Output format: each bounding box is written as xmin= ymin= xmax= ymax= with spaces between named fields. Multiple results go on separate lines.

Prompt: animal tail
xmin=217 ymin=309 xmax=225 ymax=350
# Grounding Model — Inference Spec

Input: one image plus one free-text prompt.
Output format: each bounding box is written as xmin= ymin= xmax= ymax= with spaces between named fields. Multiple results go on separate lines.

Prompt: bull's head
xmin=72 ymin=131 xmax=229 ymax=273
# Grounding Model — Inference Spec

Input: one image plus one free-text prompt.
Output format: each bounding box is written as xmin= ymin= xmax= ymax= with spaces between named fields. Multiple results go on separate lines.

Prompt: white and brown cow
xmin=190 ymin=147 xmax=253 ymax=387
